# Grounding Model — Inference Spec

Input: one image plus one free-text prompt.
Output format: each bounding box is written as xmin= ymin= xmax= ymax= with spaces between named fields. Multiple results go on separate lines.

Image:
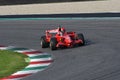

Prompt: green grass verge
xmin=0 ymin=50 xmax=29 ymax=78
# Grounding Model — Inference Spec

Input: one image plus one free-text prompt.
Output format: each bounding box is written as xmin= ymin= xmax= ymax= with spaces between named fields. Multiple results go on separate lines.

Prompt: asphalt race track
xmin=0 ymin=18 xmax=120 ymax=80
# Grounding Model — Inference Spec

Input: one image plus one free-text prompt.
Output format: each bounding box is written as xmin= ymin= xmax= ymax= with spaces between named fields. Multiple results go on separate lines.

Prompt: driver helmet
xmin=61 ymin=27 xmax=66 ymax=33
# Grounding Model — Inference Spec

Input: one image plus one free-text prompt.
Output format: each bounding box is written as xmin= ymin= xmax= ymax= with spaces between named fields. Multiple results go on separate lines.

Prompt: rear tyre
xmin=40 ymin=36 xmax=49 ymax=48
xmin=50 ymin=38 xmax=57 ymax=50
xmin=77 ymin=33 xmax=85 ymax=46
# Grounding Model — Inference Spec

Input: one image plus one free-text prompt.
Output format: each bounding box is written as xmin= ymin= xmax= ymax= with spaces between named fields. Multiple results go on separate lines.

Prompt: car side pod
xmin=56 ymin=42 xmax=66 ymax=48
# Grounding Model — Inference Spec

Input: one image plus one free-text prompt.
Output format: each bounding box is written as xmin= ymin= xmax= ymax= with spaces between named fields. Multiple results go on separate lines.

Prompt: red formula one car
xmin=40 ymin=27 xmax=85 ymax=50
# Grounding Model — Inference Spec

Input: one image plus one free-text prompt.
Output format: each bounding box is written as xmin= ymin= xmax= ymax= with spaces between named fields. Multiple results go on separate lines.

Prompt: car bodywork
xmin=40 ymin=27 xmax=85 ymax=50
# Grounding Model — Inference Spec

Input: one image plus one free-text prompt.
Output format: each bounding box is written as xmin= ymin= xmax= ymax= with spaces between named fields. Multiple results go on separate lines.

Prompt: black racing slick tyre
xmin=50 ymin=38 xmax=57 ymax=50
xmin=77 ymin=33 xmax=85 ymax=46
xmin=40 ymin=36 xmax=49 ymax=48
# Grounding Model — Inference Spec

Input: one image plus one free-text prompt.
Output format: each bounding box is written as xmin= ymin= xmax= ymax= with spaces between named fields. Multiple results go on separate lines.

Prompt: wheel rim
xmin=50 ymin=43 xmax=52 ymax=48
xmin=40 ymin=40 xmax=43 ymax=46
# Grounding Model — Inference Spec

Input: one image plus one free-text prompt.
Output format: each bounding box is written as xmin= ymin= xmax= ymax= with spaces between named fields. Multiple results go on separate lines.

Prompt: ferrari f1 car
xmin=40 ymin=27 xmax=85 ymax=50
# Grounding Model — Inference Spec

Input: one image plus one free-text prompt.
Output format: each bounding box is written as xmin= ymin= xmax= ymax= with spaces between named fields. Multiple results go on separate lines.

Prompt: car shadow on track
xmin=84 ymin=39 xmax=95 ymax=46
xmin=43 ymin=39 xmax=94 ymax=51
